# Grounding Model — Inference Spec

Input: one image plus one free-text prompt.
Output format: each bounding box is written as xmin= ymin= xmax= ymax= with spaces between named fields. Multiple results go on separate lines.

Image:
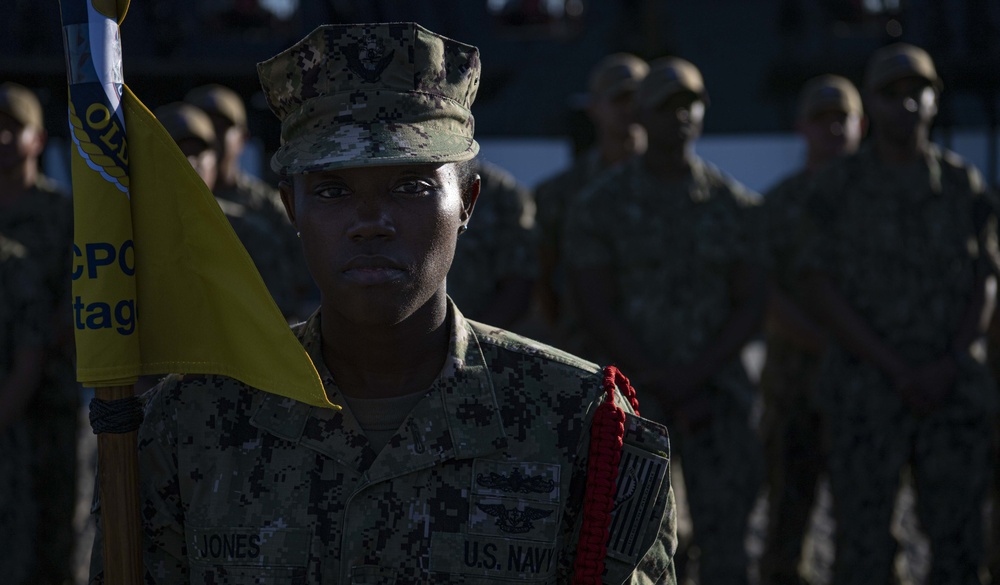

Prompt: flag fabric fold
xmin=63 ymin=0 xmax=333 ymax=409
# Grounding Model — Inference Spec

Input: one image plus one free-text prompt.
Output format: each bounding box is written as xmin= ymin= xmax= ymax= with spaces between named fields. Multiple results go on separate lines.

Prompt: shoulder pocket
xmin=602 ymin=414 xmax=677 ymax=584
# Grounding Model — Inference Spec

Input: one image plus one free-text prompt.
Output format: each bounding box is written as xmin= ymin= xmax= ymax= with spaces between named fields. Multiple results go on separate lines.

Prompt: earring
xmin=296 ymin=231 xmax=301 ymax=238
xmin=457 ymin=225 xmax=468 ymax=235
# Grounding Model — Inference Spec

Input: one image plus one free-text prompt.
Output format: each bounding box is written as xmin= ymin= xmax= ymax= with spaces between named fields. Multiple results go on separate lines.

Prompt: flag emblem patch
xmin=605 ymin=443 xmax=668 ymax=562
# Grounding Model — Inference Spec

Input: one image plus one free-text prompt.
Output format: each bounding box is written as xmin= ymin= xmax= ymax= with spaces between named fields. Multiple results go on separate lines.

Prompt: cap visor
xmin=272 ymin=121 xmax=479 ymax=174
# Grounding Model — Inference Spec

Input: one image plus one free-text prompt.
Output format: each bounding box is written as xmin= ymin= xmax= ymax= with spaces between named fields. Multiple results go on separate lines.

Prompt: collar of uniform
xmin=251 ymin=308 xmax=377 ymax=474
xmin=250 ymin=302 xmax=507 ymax=478
xmin=858 ymin=142 xmax=943 ymax=195
xmin=632 ymin=154 xmax=712 ymax=203
xmin=433 ymin=298 xmax=508 ymax=459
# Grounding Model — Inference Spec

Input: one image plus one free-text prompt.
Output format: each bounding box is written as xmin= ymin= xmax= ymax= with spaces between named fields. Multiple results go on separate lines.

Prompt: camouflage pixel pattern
xmin=89 ymin=301 xmax=677 ymax=584
xmin=562 ymin=155 xmax=764 ymax=584
xmin=0 ymin=234 xmax=48 ymax=583
xmin=535 ymin=150 xmax=606 ymax=263
xmin=0 ymin=176 xmax=76 ymax=407
xmin=534 ymin=149 xmax=620 ymax=361
xmin=216 ymin=196 xmax=301 ymax=320
xmin=563 ymin=155 xmax=764 ymax=409
xmin=795 ymin=144 xmax=998 ymax=585
xmin=449 ymin=160 xmax=538 ymax=320
xmin=796 ymin=144 xmax=998 ymax=410
xmin=757 ymin=169 xmax=826 ymax=584
xmin=258 ymin=22 xmax=481 ymax=174
xmin=0 ymin=178 xmax=80 ymax=583
xmin=214 ymin=173 xmax=317 ymax=321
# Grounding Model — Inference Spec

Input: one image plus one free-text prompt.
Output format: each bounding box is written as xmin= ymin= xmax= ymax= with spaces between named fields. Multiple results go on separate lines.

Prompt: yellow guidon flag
xmin=62 ymin=0 xmax=333 ymax=408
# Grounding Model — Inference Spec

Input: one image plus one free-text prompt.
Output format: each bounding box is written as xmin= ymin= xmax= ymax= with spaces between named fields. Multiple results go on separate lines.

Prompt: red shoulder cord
xmin=572 ymin=365 xmax=640 ymax=584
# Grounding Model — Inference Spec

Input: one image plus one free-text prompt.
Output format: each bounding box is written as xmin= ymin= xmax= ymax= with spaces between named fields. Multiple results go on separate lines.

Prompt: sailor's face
xmin=867 ymin=76 xmax=937 ymax=143
xmin=282 ymin=162 xmax=475 ymax=326
xmin=800 ymin=108 xmax=864 ymax=162
xmin=0 ymin=112 xmax=43 ymax=170
xmin=641 ymin=91 xmax=705 ymax=150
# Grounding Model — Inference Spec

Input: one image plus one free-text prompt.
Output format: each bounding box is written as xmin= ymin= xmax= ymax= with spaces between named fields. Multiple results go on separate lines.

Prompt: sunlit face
xmin=0 ymin=112 xmax=44 ymax=171
xmin=866 ymin=76 xmax=937 ymax=145
xmin=281 ymin=162 xmax=477 ymax=326
xmin=799 ymin=108 xmax=865 ymax=162
xmin=640 ymin=90 xmax=705 ymax=150
xmin=177 ymin=138 xmax=218 ymax=191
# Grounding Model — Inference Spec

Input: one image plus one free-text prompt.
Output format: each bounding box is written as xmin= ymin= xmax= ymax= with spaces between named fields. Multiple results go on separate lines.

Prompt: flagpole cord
xmin=89 ymin=395 xmax=144 ymax=434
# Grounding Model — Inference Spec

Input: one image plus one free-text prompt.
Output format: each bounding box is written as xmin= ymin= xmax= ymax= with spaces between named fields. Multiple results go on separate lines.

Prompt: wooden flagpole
xmin=93 ymin=385 xmax=143 ymax=585
xmin=60 ymin=0 xmax=144 ymax=581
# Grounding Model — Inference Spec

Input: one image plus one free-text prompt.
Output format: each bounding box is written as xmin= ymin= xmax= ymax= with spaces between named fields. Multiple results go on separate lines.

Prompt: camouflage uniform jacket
xmin=0 ymin=234 xmax=48 ymax=583
xmin=535 ymin=150 xmax=620 ymax=361
xmin=92 ymin=302 xmax=676 ymax=584
xmin=0 ymin=234 xmax=47 ymax=385
xmin=216 ymin=173 xmax=315 ymax=320
xmin=796 ymin=144 xmax=999 ymax=414
xmin=214 ymin=173 xmax=287 ymax=231
xmin=0 ymin=176 xmax=75 ymax=408
xmin=535 ymin=149 xmax=605 ymax=258
xmin=759 ymin=169 xmax=823 ymax=403
xmin=216 ymin=196 xmax=298 ymax=319
xmin=449 ymin=161 xmax=539 ymax=319
xmin=563 ymin=155 xmax=763 ymax=408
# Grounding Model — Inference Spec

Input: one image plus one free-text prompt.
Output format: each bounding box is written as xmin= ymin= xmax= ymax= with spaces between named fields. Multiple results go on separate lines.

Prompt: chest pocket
xmin=350 ymin=565 xmax=396 ymax=584
xmin=187 ymin=526 xmax=310 ymax=584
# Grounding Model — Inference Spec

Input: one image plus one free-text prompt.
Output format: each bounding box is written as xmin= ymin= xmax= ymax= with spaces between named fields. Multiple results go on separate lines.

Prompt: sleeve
xmin=229 ymin=212 xmax=299 ymax=319
xmin=732 ymin=186 xmax=769 ymax=272
xmin=790 ymin=171 xmax=841 ymax=278
xmin=88 ymin=377 xmax=190 ymax=585
xmin=9 ymin=259 xmax=48 ymax=351
xmin=562 ymin=179 xmax=617 ymax=270
xmin=760 ymin=176 xmax=815 ymax=284
xmin=534 ymin=174 xmax=566 ymax=252
xmin=966 ymin=170 xmax=1000 ymax=280
xmin=139 ymin=377 xmax=192 ymax=582
xmin=559 ymin=369 xmax=678 ymax=584
xmin=696 ymin=173 xmax=764 ymax=272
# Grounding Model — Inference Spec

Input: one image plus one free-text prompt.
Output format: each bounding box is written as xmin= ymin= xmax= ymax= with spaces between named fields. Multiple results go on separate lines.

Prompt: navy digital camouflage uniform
xmin=535 ymin=149 xmax=606 ymax=285
xmin=0 ymin=234 xmax=49 ymax=584
xmin=449 ymin=160 xmax=538 ymax=321
xmin=0 ymin=175 xmax=79 ymax=584
xmin=757 ymin=169 xmax=826 ymax=584
xmin=215 ymin=172 xmax=316 ymax=320
xmin=89 ymin=301 xmax=678 ymax=584
xmin=795 ymin=144 xmax=998 ymax=585
xmin=91 ymin=22 xmax=678 ymax=585
xmin=985 ymin=310 xmax=1000 ymax=585
xmin=535 ymin=149 xmax=619 ymax=362
xmin=563 ymin=155 xmax=764 ymax=585
xmin=215 ymin=195 xmax=300 ymax=319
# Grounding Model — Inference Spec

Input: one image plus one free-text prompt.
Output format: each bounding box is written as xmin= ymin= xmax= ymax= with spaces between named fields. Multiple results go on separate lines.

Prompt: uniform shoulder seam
xmin=470 ymin=322 xmax=600 ymax=374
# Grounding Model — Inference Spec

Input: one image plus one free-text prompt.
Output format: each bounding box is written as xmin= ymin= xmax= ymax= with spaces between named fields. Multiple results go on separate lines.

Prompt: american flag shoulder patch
xmin=605 ymin=442 xmax=668 ymax=562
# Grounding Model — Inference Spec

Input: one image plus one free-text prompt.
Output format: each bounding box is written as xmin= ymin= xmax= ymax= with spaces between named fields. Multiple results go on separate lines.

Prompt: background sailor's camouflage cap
xmin=0 ymin=82 xmax=43 ymax=130
xmin=864 ymin=43 xmax=941 ymax=92
xmin=154 ymin=102 xmax=217 ymax=148
xmin=588 ymin=53 xmax=648 ymax=100
xmin=258 ymin=22 xmax=481 ymax=174
xmin=185 ymin=84 xmax=247 ymax=129
xmin=636 ymin=57 xmax=709 ymax=110
xmin=797 ymin=74 xmax=862 ymax=121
